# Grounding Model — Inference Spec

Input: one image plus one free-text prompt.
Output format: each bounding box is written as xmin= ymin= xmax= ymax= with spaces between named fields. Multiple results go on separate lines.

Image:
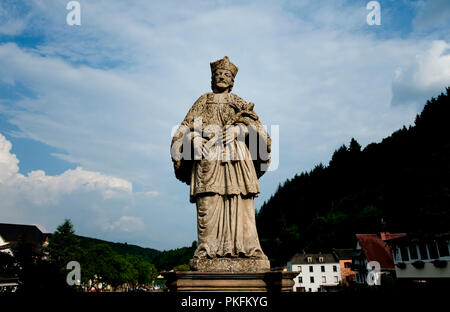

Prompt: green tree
xmin=126 ymin=254 xmax=157 ymax=285
xmin=12 ymin=238 xmax=66 ymax=293
xmin=81 ymin=243 xmax=158 ymax=289
xmin=47 ymin=219 xmax=81 ymax=272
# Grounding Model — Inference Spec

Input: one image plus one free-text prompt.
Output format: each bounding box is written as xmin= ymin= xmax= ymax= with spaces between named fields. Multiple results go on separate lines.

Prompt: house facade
xmin=353 ymin=232 xmax=406 ymax=285
xmin=287 ymin=253 xmax=341 ymax=292
xmin=386 ymin=232 xmax=450 ymax=286
xmin=332 ymin=248 xmax=355 ymax=286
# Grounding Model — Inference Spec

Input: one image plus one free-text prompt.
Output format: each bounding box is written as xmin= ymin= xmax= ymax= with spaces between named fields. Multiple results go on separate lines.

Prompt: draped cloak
xmin=171 ymin=92 xmax=271 ymax=259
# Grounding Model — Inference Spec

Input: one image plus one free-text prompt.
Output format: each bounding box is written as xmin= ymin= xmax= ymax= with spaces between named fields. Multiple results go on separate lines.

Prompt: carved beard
xmin=211 ymin=78 xmax=234 ymax=93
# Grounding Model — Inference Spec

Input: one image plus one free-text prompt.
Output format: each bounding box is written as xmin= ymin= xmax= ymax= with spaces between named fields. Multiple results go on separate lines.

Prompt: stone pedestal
xmin=189 ymin=258 xmax=270 ymax=272
xmin=161 ymin=271 xmax=297 ymax=292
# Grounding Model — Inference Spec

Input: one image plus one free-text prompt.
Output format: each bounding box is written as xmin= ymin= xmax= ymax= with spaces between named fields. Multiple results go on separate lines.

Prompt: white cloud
xmin=0 ymin=132 xmax=182 ymax=249
xmin=137 ymin=190 xmax=160 ymax=198
xmin=107 ymin=216 xmax=144 ymax=233
xmin=412 ymin=0 xmax=450 ymax=32
xmin=391 ymin=40 xmax=450 ymax=107
xmin=0 ymin=0 xmax=446 ymax=249
xmin=0 ymin=133 xmax=132 ymax=205
xmin=0 ymin=18 xmax=26 ymax=36
xmin=0 ymin=3 xmax=27 ymax=36
xmin=0 ymin=133 xmax=19 ymax=181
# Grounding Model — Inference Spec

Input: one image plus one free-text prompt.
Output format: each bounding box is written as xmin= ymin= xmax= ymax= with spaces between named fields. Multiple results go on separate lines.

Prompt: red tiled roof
xmin=356 ymin=233 xmax=406 ymax=270
xmin=383 ymin=233 xmax=406 ymax=240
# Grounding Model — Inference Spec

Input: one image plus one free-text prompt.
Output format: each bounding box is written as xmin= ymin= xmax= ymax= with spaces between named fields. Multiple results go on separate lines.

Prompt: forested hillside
xmin=256 ymin=88 xmax=450 ymax=266
xmin=78 ymin=235 xmax=161 ymax=264
xmin=77 ymin=235 xmax=196 ymax=271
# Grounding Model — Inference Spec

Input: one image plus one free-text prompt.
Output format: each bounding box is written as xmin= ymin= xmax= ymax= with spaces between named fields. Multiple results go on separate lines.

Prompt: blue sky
xmin=1 ymin=0 xmax=449 ymax=250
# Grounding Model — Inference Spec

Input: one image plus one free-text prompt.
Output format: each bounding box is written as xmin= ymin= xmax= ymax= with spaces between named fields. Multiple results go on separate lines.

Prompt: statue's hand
xmin=185 ymin=130 xmax=201 ymax=141
xmin=200 ymin=138 xmax=210 ymax=159
xmin=222 ymin=125 xmax=241 ymax=145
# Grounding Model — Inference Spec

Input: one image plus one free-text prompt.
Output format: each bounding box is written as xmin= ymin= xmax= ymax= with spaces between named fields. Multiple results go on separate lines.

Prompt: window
xmin=322 ymin=276 xmax=326 ymax=283
xmin=428 ymin=242 xmax=439 ymax=259
xmin=333 ymin=265 xmax=337 ymax=272
xmin=344 ymin=262 xmax=351 ymax=268
xmin=438 ymin=240 xmax=450 ymax=257
xmin=307 ymin=257 xmax=312 ymax=263
xmin=319 ymin=257 xmax=324 ymax=263
xmin=334 ymin=276 xmax=338 ymax=283
xmin=321 ymin=265 xmax=325 ymax=272
xmin=400 ymin=246 xmax=409 ymax=261
xmin=409 ymin=245 xmax=418 ymax=260
xmin=298 ymin=276 xmax=302 ymax=283
xmin=310 ymin=277 xmax=314 ymax=283
xmin=309 ymin=266 xmax=313 ymax=272
xmin=394 ymin=246 xmax=401 ymax=261
xmin=419 ymin=243 xmax=429 ymax=260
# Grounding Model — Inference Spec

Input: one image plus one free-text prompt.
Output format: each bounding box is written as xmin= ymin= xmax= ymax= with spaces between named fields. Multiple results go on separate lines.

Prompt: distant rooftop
xmin=332 ymin=248 xmax=353 ymax=260
xmin=0 ymin=223 xmax=45 ymax=245
xmin=385 ymin=231 xmax=450 ymax=244
xmin=289 ymin=253 xmax=337 ymax=264
xmin=355 ymin=233 xmax=406 ymax=270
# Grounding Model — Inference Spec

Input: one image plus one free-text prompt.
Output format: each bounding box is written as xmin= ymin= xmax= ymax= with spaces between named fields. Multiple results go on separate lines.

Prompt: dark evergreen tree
xmin=256 ymin=87 xmax=450 ymax=266
xmin=47 ymin=219 xmax=81 ymax=271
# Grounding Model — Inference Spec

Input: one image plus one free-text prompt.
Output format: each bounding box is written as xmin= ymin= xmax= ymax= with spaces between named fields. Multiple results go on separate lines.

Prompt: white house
xmin=386 ymin=232 xmax=450 ymax=286
xmin=287 ymin=253 xmax=341 ymax=292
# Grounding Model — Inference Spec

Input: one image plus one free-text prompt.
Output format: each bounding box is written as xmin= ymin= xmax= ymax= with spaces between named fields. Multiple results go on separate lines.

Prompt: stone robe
xmin=171 ymin=92 xmax=271 ymax=259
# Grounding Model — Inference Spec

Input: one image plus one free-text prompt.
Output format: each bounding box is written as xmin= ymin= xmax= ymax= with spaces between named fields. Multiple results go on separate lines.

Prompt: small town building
xmin=386 ymin=232 xmax=450 ymax=287
xmin=332 ymin=248 xmax=355 ymax=286
xmin=287 ymin=253 xmax=341 ymax=292
xmin=0 ymin=223 xmax=48 ymax=291
xmin=352 ymin=232 xmax=406 ymax=285
xmin=0 ymin=223 xmax=47 ymax=255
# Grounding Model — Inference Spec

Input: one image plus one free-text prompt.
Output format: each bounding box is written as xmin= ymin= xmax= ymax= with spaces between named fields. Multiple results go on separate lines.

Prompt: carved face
xmin=212 ymin=69 xmax=234 ymax=91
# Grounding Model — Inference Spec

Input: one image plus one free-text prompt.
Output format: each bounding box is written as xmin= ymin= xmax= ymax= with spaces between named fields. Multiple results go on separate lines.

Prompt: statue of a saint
xmin=170 ymin=56 xmax=271 ymax=271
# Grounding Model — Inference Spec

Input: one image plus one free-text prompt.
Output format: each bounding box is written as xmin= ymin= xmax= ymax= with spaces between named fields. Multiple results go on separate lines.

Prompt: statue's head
xmin=210 ymin=56 xmax=238 ymax=93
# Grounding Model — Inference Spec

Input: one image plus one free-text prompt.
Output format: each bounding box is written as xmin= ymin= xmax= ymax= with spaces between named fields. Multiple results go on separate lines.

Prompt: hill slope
xmin=77 ymin=235 xmax=196 ymax=271
xmin=77 ymin=235 xmax=161 ymax=264
xmin=256 ymin=88 xmax=450 ymax=266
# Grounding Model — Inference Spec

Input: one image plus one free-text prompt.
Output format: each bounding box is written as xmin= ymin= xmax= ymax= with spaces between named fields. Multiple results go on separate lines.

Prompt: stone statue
xmin=170 ymin=56 xmax=271 ymax=272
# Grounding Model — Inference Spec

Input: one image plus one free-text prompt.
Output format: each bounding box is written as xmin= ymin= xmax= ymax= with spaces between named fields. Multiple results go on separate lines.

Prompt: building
xmin=0 ymin=223 xmax=48 ymax=291
xmin=352 ymin=232 xmax=406 ymax=285
xmin=332 ymin=248 xmax=355 ymax=286
xmin=287 ymin=253 xmax=341 ymax=292
xmin=0 ymin=223 xmax=47 ymax=255
xmin=386 ymin=232 xmax=450 ymax=287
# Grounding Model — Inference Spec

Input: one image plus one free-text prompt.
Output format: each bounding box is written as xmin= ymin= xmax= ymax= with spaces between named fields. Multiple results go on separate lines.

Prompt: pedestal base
xmin=161 ymin=271 xmax=297 ymax=292
xmin=190 ymin=258 xmax=270 ymax=272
